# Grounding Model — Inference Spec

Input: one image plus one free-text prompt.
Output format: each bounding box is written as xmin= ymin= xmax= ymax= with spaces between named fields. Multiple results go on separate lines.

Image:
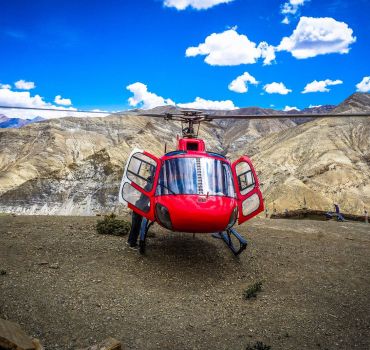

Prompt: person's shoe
xmin=128 ymin=243 xmax=138 ymax=250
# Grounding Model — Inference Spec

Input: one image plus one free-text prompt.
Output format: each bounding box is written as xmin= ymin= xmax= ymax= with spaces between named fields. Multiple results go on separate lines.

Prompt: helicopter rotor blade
xmin=138 ymin=112 xmax=370 ymax=122
xmin=1 ymin=105 xmax=369 ymax=119
xmin=140 ymin=111 xmax=204 ymax=118
xmin=140 ymin=113 xmax=175 ymax=118
xmin=202 ymin=112 xmax=370 ymax=120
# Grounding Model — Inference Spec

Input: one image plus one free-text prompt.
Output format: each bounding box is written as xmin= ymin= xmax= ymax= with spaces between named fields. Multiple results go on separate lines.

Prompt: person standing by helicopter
xmin=127 ymin=212 xmax=143 ymax=249
xmin=127 ymin=174 xmax=153 ymax=250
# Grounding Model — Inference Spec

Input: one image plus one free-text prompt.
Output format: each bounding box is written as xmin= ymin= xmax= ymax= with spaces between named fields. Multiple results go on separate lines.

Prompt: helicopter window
xmin=235 ymin=162 xmax=255 ymax=195
xmin=242 ymin=193 xmax=260 ymax=216
xmin=201 ymin=158 xmax=235 ymax=197
xmin=156 ymin=157 xmax=235 ymax=197
xmin=121 ymin=182 xmax=150 ymax=212
xmin=126 ymin=153 xmax=156 ymax=192
xmin=156 ymin=158 xmax=198 ymax=195
xmin=186 ymin=142 xmax=199 ymax=151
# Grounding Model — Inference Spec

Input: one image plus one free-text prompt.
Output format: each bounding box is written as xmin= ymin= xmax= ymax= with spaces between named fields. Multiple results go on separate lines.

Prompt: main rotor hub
xmin=163 ymin=111 xmax=213 ymax=138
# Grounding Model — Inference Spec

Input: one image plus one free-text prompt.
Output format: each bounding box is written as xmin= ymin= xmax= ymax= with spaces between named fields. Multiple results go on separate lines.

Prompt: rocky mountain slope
xmin=0 ymin=93 xmax=369 ymax=215
xmin=237 ymin=93 xmax=370 ymax=214
xmin=0 ymin=115 xmax=222 ymax=214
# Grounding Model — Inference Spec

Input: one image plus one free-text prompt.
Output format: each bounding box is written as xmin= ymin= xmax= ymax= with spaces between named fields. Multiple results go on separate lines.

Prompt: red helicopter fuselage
xmin=119 ymin=137 xmax=264 ymax=234
xmin=155 ymin=143 xmax=238 ymax=233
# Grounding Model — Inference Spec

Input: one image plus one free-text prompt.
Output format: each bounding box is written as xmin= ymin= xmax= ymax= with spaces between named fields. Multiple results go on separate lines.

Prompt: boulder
xmin=0 ymin=318 xmax=35 ymax=350
xmin=79 ymin=337 xmax=122 ymax=350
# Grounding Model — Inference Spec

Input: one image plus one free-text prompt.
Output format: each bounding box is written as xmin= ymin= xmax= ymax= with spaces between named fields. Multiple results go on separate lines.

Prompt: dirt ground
xmin=0 ymin=216 xmax=369 ymax=350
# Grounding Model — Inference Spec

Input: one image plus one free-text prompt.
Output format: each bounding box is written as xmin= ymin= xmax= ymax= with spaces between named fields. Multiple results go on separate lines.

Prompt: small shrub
xmin=96 ymin=213 xmax=131 ymax=236
xmin=246 ymin=341 xmax=271 ymax=350
xmin=244 ymin=281 xmax=263 ymax=299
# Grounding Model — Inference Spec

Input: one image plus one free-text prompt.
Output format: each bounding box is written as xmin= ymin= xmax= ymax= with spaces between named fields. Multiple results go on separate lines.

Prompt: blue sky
xmin=0 ymin=0 xmax=369 ymax=117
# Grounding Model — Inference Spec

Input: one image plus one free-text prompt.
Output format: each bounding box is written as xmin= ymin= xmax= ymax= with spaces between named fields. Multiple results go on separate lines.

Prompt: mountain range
xmin=0 ymin=115 xmax=45 ymax=129
xmin=0 ymin=93 xmax=369 ymax=215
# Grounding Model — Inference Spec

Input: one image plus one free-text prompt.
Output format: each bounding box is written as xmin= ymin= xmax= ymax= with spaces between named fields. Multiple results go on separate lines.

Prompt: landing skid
xmin=212 ymin=228 xmax=248 ymax=256
xmin=139 ymin=218 xmax=154 ymax=255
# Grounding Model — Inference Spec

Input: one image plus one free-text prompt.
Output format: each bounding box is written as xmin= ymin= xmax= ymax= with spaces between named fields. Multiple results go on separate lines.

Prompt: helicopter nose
xmin=155 ymin=195 xmax=237 ymax=233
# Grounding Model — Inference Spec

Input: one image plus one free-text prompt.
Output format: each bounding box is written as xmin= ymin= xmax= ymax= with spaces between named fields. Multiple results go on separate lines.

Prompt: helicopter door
xmin=232 ymin=156 xmax=264 ymax=224
xmin=119 ymin=148 xmax=160 ymax=221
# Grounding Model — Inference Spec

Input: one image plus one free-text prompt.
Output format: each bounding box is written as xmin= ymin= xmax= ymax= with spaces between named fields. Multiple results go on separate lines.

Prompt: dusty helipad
xmin=0 ymin=216 xmax=369 ymax=349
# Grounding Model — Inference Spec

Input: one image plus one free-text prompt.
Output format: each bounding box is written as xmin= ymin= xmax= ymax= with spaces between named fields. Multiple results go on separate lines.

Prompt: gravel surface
xmin=1 ymin=216 xmax=369 ymax=350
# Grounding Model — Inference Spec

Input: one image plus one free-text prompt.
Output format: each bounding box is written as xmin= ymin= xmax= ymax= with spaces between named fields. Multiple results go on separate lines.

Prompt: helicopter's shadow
xmin=141 ymin=232 xmax=242 ymax=282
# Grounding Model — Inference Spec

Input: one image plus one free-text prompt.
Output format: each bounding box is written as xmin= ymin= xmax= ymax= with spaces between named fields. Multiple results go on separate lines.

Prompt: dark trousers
xmin=128 ymin=211 xmax=143 ymax=246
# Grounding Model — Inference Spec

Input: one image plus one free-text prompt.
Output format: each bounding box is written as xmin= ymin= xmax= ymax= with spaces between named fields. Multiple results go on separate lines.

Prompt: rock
xmin=78 ymin=337 xmax=122 ymax=350
xmin=32 ymin=338 xmax=44 ymax=350
xmin=0 ymin=318 xmax=36 ymax=350
xmin=49 ymin=263 xmax=59 ymax=269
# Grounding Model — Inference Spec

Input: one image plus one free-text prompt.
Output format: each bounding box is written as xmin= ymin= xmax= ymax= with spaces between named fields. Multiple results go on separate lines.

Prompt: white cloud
xmin=356 ymin=76 xmax=370 ymax=92
xmin=54 ymin=95 xmax=72 ymax=106
xmin=127 ymin=82 xmax=237 ymax=110
xmin=91 ymin=109 xmax=111 ymax=113
xmin=0 ymin=83 xmax=11 ymax=89
xmin=228 ymin=72 xmax=258 ymax=93
xmin=0 ymin=86 xmax=97 ymax=119
xmin=163 ymin=0 xmax=233 ymax=10
xmin=0 ymin=88 xmax=48 ymax=109
xmin=309 ymin=104 xmax=322 ymax=108
xmin=0 ymin=82 xmax=112 ymax=119
xmin=281 ymin=0 xmax=303 ymax=15
xmin=186 ymin=28 xmax=275 ymax=66
xmin=281 ymin=0 xmax=308 ymax=24
xmin=14 ymin=79 xmax=36 ymax=90
xmin=258 ymin=41 xmax=276 ymax=65
xmin=127 ymin=82 xmax=175 ymax=109
xmin=302 ymin=79 xmax=343 ymax=93
xmin=178 ymin=97 xmax=236 ymax=110
xmin=283 ymin=105 xmax=300 ymax=111
xmin=278 ymin=17 xmax=356 ymax=59
xmin=263 ymin=82 xmax=292 ymax=95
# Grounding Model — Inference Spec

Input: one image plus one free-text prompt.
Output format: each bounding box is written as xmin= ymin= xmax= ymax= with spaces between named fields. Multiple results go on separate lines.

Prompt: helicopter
xmin=117 ymin=109 xmax=370 ymax=256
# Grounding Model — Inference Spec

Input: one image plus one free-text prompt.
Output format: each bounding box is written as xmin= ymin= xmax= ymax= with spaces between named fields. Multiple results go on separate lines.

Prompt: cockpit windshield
xmin=156 ymin=157 xmax=235 ymax=197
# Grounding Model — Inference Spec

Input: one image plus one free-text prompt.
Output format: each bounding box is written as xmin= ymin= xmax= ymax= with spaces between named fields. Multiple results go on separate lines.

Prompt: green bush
xmin=246 ymin=341 xmax=271 ymax=350
xmin=96 ymin=213 xmax=131 ymax=236
xmin=244 ymin=281 xmax=263 ymax=299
